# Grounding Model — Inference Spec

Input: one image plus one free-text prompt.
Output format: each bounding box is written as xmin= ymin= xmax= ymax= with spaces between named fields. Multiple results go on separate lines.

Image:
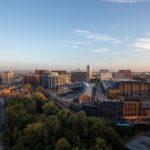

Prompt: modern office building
xmin=87 ymin=65 xmax=92 ymax=80
xmin=42 ymin=72 xmax=71 ymax=90
xmin=1 ymin=71 xmax=14 ymax=84
xmin=71 ymin=72 xmax=87 ymax=82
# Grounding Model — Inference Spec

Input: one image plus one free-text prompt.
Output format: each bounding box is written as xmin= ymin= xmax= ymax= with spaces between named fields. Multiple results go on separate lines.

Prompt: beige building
xmin=100 ymin=69 xmax=112 ymax=80
xmin=47 ymin=72 xmax=71 ymax=90
xmin=1 ymin=71 xmax=14 ymax=84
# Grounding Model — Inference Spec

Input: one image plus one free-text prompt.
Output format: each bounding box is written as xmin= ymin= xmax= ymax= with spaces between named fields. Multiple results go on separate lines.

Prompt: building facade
xmin=87 ymin=65 xmax=92 ymax=80
xmin=42 ymin=72 xmax=71 ymax=90
xmin=113 ymin=70 xmax=132 ymax=79
xmin=99 ymin=101 xmax=123 ymax=120
xmin=123 ymin=99 xmax=150 ymax=122
xmin=71 ymin=72 xmax=87 ymax=82
xmin=100 ymin=70 xmax=112 ymax=80
xmin=119 ymin=81 xmax=150 ymax=97
xmin=1 ymin=71 xmax=14 ymax=84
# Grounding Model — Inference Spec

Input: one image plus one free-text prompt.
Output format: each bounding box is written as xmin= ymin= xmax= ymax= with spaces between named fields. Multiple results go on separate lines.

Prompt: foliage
xmin=37 ymin=86 xmax=45 ymax=93
xmin=23 ymin=84 xmax=31 ymax=91
xmin=3 ymin=95 xmax=124 ymax=150
xmin=42 ymin=101 xmax=58 ymax=116
xmin=55 ymin=138 xmax=71 ymax=150
xmin=107 ymin=93 xmax=119 ymax=100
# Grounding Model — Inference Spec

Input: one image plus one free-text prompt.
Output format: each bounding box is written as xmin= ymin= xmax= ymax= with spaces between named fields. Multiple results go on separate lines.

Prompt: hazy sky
xmin=0 ymin=0 xmax=150 ymax=71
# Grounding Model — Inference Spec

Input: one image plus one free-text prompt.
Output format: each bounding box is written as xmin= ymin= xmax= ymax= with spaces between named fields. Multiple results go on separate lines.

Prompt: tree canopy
xmin=3 ymin=94 xmax=124 ymax=150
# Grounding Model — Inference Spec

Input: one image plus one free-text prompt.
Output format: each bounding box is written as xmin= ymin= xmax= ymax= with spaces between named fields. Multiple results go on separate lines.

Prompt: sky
xmin=0 ymin=0 xmax=150 ymax=71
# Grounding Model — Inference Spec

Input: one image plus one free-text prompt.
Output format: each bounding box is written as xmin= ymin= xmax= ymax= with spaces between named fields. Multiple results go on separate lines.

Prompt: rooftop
xmin=101 ymin=80 xmax=118 ymax=90
xmin=125 ymin=136 xmax=150 ymax=150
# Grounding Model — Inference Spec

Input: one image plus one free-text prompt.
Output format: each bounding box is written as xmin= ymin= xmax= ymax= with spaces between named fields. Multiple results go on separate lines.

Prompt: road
xmin=97 ymin=82 xmax=106 ymax=101
xmin=44 ymin=92 xmax=76 ymax=113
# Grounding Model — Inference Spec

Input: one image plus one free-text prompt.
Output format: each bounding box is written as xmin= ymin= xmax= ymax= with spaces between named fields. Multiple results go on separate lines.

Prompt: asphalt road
xmin=97 ymin=83 xmax=105 ymax=100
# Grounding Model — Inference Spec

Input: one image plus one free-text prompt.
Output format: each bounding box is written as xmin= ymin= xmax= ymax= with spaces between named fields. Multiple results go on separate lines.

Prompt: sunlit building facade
xmin=1 ymin=71 xmax=14 ymax=84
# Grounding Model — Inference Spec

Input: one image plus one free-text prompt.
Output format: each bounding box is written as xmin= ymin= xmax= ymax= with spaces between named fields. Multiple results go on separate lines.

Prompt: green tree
xmin=96 ymin=138 xmax=109 ymax=150
xmin=42 ymin=101 xmax=58 ymax=116
xmin=32 ymin=93 xmax=48 ymax=113
xmin=55 ymin=138 xmax=72 ymax=150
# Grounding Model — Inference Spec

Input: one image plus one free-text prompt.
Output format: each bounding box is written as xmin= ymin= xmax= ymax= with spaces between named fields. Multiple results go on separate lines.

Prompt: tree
xmin=39 ymin=115 xmax=61 ymax=149
xmin=89 ymin=145 xmax=101 ymax=150
xmin=23 ymin=84 xmax=31 ymax=91
xmin=32 ymin=93 xmax=48 ymax=113
xmin=37 ymin=85 xmax=45 ymax=93
xmin=3 ymin=95 xmax=125 ymax=150
xmin=42 ymin=101 xmax=58 ymax=116
xmin=96 ymin=138 xmax=109 ymax=150
xmin=55 ymin=138 xmax=71 ymax=150
xmin=57 ymin=109 xmax=73 ymax=127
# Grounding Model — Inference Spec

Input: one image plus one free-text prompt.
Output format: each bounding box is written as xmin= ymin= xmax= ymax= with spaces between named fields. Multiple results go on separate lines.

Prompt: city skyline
xmin=0 ymin=0 xmax=150 ymax=71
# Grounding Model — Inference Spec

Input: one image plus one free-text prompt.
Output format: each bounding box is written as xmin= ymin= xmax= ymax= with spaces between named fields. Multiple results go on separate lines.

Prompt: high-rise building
xmin=1 ymin=71 xmax=14 ymax=84
xmin=87 ymin=65 xmax=92 ymax=80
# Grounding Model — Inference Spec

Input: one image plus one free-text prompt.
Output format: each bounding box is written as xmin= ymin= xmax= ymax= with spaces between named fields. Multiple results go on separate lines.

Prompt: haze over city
xmin=0 ymin=0 xmax=150 ymax=71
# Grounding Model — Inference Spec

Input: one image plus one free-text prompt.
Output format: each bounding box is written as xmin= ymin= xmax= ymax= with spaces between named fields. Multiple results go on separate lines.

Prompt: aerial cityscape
xmin=0 ymin=0 xmax=150 ymax=150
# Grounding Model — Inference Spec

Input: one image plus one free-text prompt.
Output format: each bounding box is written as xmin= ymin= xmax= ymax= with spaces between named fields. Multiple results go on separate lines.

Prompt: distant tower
xmin=87 ymin=65 xmax=92 ymax=80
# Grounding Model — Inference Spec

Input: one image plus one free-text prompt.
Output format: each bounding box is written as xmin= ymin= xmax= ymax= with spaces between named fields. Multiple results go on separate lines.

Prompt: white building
xmin=100 ymin=70 xmax=112 ymax=80
xmin=87 ymin=65 xmax=92 ymax=80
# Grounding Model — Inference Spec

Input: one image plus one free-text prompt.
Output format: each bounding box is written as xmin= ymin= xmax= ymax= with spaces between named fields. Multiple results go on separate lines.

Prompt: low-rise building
xmin=99 ymin=100 xmax=123 ymax=120
xmin=100 ymin=70 xmax=112 ymax=80
xmin=101 ymin=79 xmax=150 ymax=98
xmin=101 ymin=80 xmax=120 ymax=95
xmin=113 ymin=70 xmax=132 ymax=79
xmin=78 ymin=83 xmax=95 ymax=105
xmin=123 ymin=99 xmax=143 ymax=122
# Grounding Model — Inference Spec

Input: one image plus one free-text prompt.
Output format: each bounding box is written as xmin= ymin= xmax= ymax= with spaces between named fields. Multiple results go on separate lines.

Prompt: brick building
xmin=113 ymin=70 xmax=132 ymax=79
